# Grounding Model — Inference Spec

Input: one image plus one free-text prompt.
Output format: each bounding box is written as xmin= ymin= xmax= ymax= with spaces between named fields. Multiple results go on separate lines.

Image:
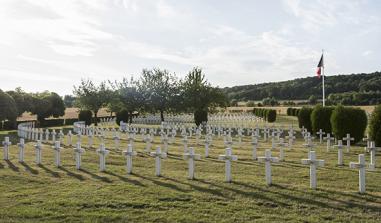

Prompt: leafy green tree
xmin=298 ymin=107 xmax=313 ymax=133
xmin=112 ymin=78 xmax=144 ymax=124
xmin=311 ymin=105 xmax=334 ymax=134
xmin=30 ymin=91 xmax=65 ymax=125
xmin=262 ymin=97 xmax=278 ymax=106
xmin=308 ymin=95 xmax=318 ymax=105
xmin=230 ymin=99 xmax=238 ymax=106
xmin=63 ymin=95 xmax=76 ymax=108
xmin=180 ymin=67 xmax=227 ymax=124
xmin=0 ymin=89 xmax=18 ymax=123
xmin=330 ymin=105 xmax=367 ymax=143
xmin=6 ymin=87 xmax=34 ymax=117
xmin=368 ymin=105 xmax=381 ymax=146
xmin=139 ymin=68 xmax=179 ymax=121
xmin=73 ymin=79 xmax=112 ymax=125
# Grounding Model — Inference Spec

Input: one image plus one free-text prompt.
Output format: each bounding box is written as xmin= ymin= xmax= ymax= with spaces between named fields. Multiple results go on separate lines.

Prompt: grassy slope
xmin=0 ymin=127 xmax=381 ymax=223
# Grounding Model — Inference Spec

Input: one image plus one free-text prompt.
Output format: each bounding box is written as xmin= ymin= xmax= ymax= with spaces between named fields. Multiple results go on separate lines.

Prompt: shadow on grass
xmin=5 ymin=160 xmax=20 ymax=172
xmin=20 ymin=162 xmax=39 ymax=174
xmin=58 ymin=166 xmax=85 ymax=181
xmin=103 ymin=171 xmax=145 ymax=187
xmin=37 ymin=164 xmax=61 ymax=178
xmin=161 ymin=176 xmax=227 ymax=199
xmin=166 ymin=154 xmax=184 ymax=161
xmin=132 ymin=173 xmax=189 ymax=193
xmin=79 ymin=169 xmax=112 ymax=183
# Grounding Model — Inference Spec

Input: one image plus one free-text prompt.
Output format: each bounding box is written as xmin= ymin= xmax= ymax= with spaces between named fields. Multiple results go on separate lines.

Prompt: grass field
xmin=1 ymin=128 xmax=381 ymax=222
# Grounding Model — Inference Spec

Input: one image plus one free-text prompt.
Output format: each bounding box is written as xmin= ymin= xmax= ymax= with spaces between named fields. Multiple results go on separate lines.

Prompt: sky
xmin=0 ymin=0 xmax=380 ymax=95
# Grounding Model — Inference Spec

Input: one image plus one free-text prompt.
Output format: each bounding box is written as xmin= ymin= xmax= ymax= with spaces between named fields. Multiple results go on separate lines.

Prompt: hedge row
xmin=286 ymin=107 xmax=300 ymax=116
xmin=253 ymin=108 xmax=277 ymax=123
xmin=297 ymin=105 xmax=367 ymax=144
xmin=0 ymin=115 xmax=116 ymax=130
xmin=369 ymin=104 xmax=381 ymax=146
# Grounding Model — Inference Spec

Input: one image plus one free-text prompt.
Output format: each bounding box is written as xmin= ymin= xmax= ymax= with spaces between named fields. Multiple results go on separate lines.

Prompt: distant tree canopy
xmin=73 ymin=80 xmax=112 ymax=125
xmin=0 ymin=89 xmax=18 ymax=122
xmin=30 ymin=91 xmax=65 ymax=123
xmin=74 ymin=67 xmax=227 ymax=125
xmin=63 ymin=95 xmax=76 ymax=108
xmin=223 ymin=72 xmax=381 ymax=105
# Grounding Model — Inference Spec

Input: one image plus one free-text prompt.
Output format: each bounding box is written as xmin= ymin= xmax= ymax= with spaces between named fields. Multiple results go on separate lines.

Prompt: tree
xmin=112 ymin=78 xmax=144 ymax=124
xmin=29 ymin=91 xmax=65 ymax=126
xmin=0 ymin=89 xmax=18 ymax=123
xmin=73 ymin=79 xmax=112 ymax=125
xmin=230 ymin=99 xmax=238 ymax=106
xmin=139 ymin=68 xmax=179 ymax=121
xmin=6 ymin=87 xmax=34 ymax=117
xmin=63 ymin=95 xmax=76 ymax=108
xmin=330 ymin=105 xmax=367 ymax=143
xmin=180 ymin=67 xmax=227 ymax=125
xmin=262 ymin=97 xmax=278 ymax=106
xmin=308 ymin=95 xmax=318 ymax=105
xmin=368 ymin=105 xmax=381 ymax=146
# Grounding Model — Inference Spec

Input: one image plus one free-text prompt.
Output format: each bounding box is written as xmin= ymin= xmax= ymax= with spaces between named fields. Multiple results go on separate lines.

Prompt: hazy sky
xmin=1 ymin=0 xmax=380 ymax=95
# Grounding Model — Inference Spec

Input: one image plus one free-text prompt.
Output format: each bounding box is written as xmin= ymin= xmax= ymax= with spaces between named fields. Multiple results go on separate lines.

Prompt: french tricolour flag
xmin=316 ymin=54 xmax=324 ymax=78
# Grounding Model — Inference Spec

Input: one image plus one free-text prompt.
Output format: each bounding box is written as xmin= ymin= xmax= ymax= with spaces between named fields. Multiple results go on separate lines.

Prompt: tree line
xmin=0 ymin=67 xmax=228 ymax=127
xmin=224 ymin=71 xmax=381 ymax=105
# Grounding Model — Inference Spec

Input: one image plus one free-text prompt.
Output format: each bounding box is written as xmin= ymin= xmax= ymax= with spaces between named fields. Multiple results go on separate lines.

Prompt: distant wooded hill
xmin=223 ymin=71 xmax=381 ymax=104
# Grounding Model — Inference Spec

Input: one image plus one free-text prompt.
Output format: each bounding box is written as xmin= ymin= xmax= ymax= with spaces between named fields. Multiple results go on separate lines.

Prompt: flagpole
xmin=322 ymin=49 xmax=325 ymax=107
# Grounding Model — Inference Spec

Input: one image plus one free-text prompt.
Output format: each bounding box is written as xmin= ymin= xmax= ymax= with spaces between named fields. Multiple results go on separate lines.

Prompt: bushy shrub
xmin=267 ymin=109 xmax=277 ymax=122
xmin=64 ymin=118 xmax=79 ymax=125
xmin=298 ymin=107 xmax=313 ymax=133
xmin=116 ymin=109 xmax=129 ymax=126
xmin=369 ymin=105 xmax=381 ymax=146
xmin=330 ymin=105 xmax=367 ymax=143
xmin=41 ymin=119 xmax=65 ymax=127
xmin=311 ymin=105 xmax=334 ymax=134
xmin=194 ymin=110 xmax=208 ymax=126
xmin=78 ymin=110 xmax=93 ymax=126
xmin=287 ymin=107 xmax=292 ymax=116
xmin=252 ymin=108 xmax=276 ymax=122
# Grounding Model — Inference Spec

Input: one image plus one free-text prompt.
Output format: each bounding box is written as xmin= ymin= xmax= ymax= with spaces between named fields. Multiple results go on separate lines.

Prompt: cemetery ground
xmin=1 ymin=127 xmax=381 ymax=222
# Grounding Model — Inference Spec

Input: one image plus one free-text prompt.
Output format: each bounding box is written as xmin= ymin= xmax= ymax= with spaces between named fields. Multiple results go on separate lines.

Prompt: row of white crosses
xmin=3 ymin=134 xmax=379 ymax=193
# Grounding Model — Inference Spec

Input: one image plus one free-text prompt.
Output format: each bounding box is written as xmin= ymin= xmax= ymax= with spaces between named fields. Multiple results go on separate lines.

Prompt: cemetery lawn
xmin=1 ymin=130 xmax=381 ymax=222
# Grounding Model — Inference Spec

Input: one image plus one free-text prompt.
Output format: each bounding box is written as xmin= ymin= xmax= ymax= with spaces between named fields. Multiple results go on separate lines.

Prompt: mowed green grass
xmin=0 ymin=129 xmax=381 ymax=222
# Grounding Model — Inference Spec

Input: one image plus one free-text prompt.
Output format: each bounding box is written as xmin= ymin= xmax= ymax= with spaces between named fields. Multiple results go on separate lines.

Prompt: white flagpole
xmin=322 ymin=49 xmax=325 ymax=107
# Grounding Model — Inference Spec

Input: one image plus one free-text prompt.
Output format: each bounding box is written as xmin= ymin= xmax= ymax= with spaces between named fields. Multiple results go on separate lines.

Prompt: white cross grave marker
xmin=74 ymin=142 xmax=85 ymax=170
xmin=52 ymin=141 xmax=62 ymax=167
xmin=365 ymin=141 xmax=381 ymax=170
xmin=334 ymin=140 xmax=344 ymax=166
xmin=323 ymin=133 xmax=335 ymax=152
xmin=276 ymin=138 xmax=288 ymax=161
xmin=35 ymin=140 xmax=43 ymax=164
xmin=316 ymin=129 xmax=325 ymax=144
xmin=2 ymin=137 xmax=11 ymax=160
xmin=17 ymin=138 xmax=25 ymax=163
xmin=301 ymin=151 xmax=325 ymax=189
xmin=218 ymin=148 xmax=238 ymax=182
xmin=67 ymin=131 xmax=73 ymax=146
xmin=123 ymin=144 xmax=137 ymax=174
xmin=251 ymin=137 xmax=259 ymax=160
xmin=343 ymin=134 xmax=354 ymax=153
xmin=183 ymin=147 xmax=201 ymax=179
xmin=96 ymin=144 xmax=109 ymax=171
xmin=150 ymin=147 xmax=167 ymax=176
xmin=258 ymin=149 xmax=279 ymax=186
xmin=349 ymin=154 xmax=366 ymax=193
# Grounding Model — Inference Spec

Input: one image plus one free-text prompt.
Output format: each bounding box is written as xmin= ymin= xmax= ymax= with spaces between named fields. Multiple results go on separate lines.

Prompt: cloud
xmin=362 ymin=50 xmax=372 ymax=57
xmin=0 ymin=0 xmax=379 ymax=94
